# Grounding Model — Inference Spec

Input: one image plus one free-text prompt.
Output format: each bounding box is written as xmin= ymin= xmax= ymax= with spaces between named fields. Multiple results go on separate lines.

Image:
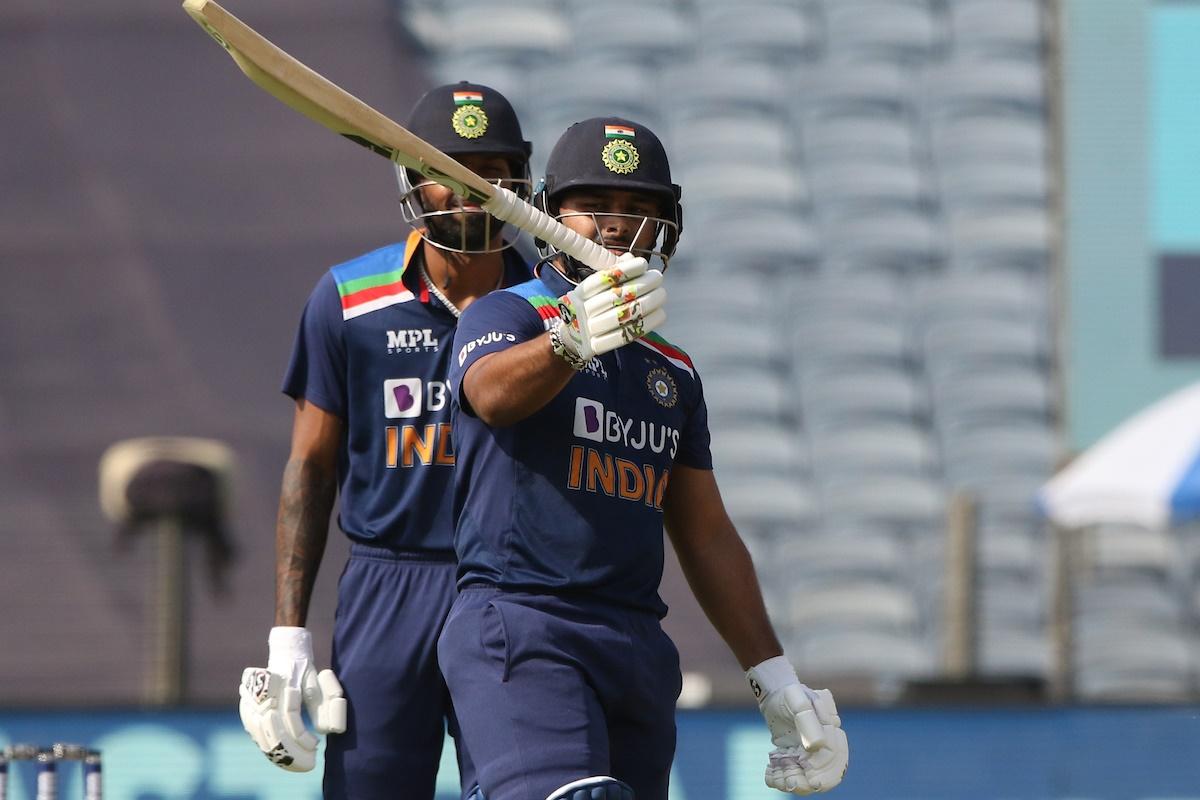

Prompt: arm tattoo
xmin=274 ymin=456 xmax=337 ymax=627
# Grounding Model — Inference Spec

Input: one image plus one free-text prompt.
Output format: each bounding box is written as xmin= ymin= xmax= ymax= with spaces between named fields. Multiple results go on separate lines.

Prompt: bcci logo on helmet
xmin=450 ymin=88 xmax=489 ymax=140
xmin=451 ymin=105 xmax=488 ymax=139
xmin=601 ymin=139 xmax=639 ymax=174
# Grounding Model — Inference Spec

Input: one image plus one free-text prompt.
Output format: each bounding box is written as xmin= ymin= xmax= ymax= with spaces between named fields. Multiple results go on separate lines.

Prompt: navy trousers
xmin=323 ymin=546 xmax=474 ymax=800
xmin=438 ymin=586 xmax=682 ymax=800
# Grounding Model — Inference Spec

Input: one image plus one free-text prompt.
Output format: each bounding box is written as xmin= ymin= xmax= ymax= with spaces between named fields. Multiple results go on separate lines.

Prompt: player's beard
xmin=424 ymin=210 xmax=498 ymax=252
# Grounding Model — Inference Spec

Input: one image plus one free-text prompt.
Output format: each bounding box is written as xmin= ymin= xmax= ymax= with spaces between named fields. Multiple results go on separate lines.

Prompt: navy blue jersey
xmin=447 ymin=265 xmax=712 ymax=615
xmin=283 ymin=230 xmax=531 ymax=551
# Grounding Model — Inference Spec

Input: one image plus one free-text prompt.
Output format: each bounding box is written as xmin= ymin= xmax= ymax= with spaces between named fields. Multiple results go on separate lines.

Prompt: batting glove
xmin=238 ymin=626 xmax=347 ymax=772
xmin=551 ymin=254 xmax=666 ymax=368
xmin=747 ymin=656 xmax=849 ymax=795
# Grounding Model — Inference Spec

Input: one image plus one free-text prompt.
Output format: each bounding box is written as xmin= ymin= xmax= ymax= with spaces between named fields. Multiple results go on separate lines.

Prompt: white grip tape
xmin=483 ymin=186 xmax=618 ymax=270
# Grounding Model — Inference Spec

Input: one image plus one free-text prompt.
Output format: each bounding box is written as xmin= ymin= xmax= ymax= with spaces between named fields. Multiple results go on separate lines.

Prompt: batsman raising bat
xmin=237 ymin=82 xmax=535 ymax=799
xmin=439 ymin=117 xmax=850 ymax=800
xmin=181 ymin=2 xmax=847 ymax=796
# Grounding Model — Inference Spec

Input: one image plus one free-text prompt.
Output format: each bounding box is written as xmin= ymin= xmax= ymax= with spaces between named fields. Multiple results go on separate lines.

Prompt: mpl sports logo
xmin=387 ymin=328 xmax=438 ymax=354
xmin=573 ymin=397 xmax=679 ymax=458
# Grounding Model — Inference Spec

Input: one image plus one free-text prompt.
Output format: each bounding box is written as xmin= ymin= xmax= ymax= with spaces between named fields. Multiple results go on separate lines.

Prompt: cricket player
xmin=440 ymin=117 xmax=849 ymax=800
xmin=237 ymin=82 xmax=534 ymax=800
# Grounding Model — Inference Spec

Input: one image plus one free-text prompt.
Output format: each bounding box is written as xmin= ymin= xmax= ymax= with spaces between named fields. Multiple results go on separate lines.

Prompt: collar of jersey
xmin=403 ymin=229 xmax=532 ymax=304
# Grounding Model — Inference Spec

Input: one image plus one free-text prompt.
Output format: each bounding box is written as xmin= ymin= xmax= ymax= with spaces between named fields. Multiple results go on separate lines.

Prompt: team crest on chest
xmin=646 ymin=367 xmax=677 ymax=408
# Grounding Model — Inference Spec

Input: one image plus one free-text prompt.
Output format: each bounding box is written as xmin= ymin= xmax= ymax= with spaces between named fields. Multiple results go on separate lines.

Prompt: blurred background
xmin=3 ymin=0 xmax=1200 ymax=797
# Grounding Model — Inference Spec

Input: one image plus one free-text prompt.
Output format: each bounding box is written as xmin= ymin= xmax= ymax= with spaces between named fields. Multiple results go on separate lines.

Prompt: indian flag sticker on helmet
xmin=602 ymin=139 xmax=639 ymax=174
xmin=604 ymin=124 xmax=636 ymax=139
xmin=453 ymin=91 xmax=484 ymax=105
xmin=452 ymin=104 xmax=488 ymax=139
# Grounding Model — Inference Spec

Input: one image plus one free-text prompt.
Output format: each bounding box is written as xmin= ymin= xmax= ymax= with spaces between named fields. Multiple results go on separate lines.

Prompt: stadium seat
xmin=788 ymin=629 xmax=938 ymax=681
xmin=822 ymin=209 xmax=945 ymax=273
xmin=769 ymin=530 xmax=909 ymax=585
xmin=1073 ymin=624 xmax=1195 ymax=702
xmin=941 ymin=422 xmax=1061 ymax=486
xmin=661 ymin=61 xmax=790 ymax=121
xmin=809 ymin=161 xmax=934 ymax=218
xmin=567 ymin=5 xmax=694 ymax=66
xmin=668 ymin=114 xmax=793 ymax=165
xmin=1074 ymin=579 xmax=1187 ymax=628
xmin=439 ymin=6 xmax=570 ymax=64
xmin=809 ymin=424 xmax=939 ymax=479
xmin=938 ymin=161 xmax=1049 ymax=210
xmin=949 ymin=0 xmax=1045 ymax=57
xmin=931 ymin=110 xmax=1047 ymax=167
xmin=665 ymin=319 xmax=787 ymax=371
xmin=823 ymin=0 xmax=944 ymax=61
xmin=721 ymin=478 xmax=822 ymax=535
xmin=799 ymin=366 xmax=928 ymax=431
xmin=978 ymin=574 xmax=1046 ymax=627
xmin=929 ymin=56 xmax=1046 ymax=116
xmin=976 ymin=526 xmax=1046 ymax=580
xmin=698 ymin=4 xmax=821 ymax=63
xmin=1079 ymin=525 xmax=1180 ymax=581
xmin=819 ymin=474 xmax=947 ymax=532
xmin=914 ymin=270 xmax=1044 ymax=326
xmin=788 ymin=272 xmax=908 ymax=319
xmin=800 ymin=58 xmax=919 ymax=117
xmin=922 ymin=316 xmax=1047 ymax=371
xmin=704 ymin=368 xmax=794 ymax=425
xmin=792 ymin=316 xmax=913 ymax=370
xmin=800 ymin=110 xmax=921 ymax=165
xmin=709 ymin=424 xmax=810 ymax=481
xmin=978 ymin=625 xmax=1051 ymax=677
xmin=787 ymin=580 xmax=923 ymax=634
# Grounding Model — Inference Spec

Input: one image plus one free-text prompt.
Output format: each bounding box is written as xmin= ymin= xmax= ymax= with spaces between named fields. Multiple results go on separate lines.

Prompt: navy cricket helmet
xmin=536 ymin=117 xmax=683 ymax=273
xmin=405 ymin=80 xmax=531 ymax=160
xmin=396 ymin=81 xmax=532 ymax=253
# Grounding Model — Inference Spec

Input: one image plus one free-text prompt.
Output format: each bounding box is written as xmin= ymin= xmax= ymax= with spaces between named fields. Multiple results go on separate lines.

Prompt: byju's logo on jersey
xmin=572 ymin=397 xmax=680 ymax=457
xmin=573 ymin=398 xmax=605 ymax=442
xmin=457 ymin=331 xmax=518 ymax=366
xmin=384 ymin=378 xmax=423 ymax=418
xmin=387 ymin=328 xmax=438 ymax=353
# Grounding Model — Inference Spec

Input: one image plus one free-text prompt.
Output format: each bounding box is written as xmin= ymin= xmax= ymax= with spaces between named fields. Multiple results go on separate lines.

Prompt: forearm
xmin=463 ymin=334 xmax=577 ymax=426
xmin=671 ymin=523 xmax=783 ymax=670
xmin=273 ymin=455 xmax=337 ymax=627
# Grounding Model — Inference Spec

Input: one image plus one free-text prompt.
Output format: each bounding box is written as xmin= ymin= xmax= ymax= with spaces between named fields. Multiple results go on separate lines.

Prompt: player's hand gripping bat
xmin=181 ymin=0 xmax=618 ymax=272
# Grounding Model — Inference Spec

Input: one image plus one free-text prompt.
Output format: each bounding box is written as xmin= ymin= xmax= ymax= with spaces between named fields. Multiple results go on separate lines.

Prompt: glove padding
xmin=238 ymin=627 xmax=347 ymax=772
xmin=748 ymin=656 xmax=849 ymax=795
xmin=556 ymin=255 xmax=666 ymax=362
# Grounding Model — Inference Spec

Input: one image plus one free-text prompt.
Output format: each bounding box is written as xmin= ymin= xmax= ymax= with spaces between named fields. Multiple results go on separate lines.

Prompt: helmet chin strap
xmin=535 ymin=254 xmax=588 ymax=286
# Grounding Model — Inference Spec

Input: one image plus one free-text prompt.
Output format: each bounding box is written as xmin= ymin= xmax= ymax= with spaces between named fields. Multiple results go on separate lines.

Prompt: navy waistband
xmin=349 ymin=544 xmax=456 ymax=563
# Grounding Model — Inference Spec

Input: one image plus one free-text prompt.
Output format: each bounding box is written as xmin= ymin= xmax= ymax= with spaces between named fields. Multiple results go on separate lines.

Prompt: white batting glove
xmin=747 ymin=656 xmax=849 ymax=795
xmin=552 ymin=255 xmax=666 ymax=367
xmin=238 ymin=626 xmax=347 ymax=772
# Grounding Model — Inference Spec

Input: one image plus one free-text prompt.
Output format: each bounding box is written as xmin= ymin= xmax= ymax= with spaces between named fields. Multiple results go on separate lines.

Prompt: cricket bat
xmin=181 ymin=0 xmax=616 ymax=270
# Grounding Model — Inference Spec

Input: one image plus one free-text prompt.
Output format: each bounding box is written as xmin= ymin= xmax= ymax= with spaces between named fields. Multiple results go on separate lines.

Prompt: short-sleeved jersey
xmin=447 ymin=264 xmax=712 ymax=616
xmin=282 ymin=229 xmax=531 ymax=552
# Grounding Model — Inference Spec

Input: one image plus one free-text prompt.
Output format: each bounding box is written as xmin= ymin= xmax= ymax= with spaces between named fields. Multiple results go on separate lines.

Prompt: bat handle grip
xmin=484 ymin=187 xmax=618 ymax=271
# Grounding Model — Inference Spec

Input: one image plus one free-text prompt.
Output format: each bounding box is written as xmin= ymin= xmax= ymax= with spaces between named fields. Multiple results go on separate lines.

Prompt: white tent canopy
xmin=1039 ymin=381 xmax=1200 ymax=529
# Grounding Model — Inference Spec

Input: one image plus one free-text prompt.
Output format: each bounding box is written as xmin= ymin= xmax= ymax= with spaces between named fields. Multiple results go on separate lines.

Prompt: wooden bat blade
xmin=182 ymin=0 xmax=617 ymax=270
xmin=181 ymin=0 xmax=493 ymax=203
